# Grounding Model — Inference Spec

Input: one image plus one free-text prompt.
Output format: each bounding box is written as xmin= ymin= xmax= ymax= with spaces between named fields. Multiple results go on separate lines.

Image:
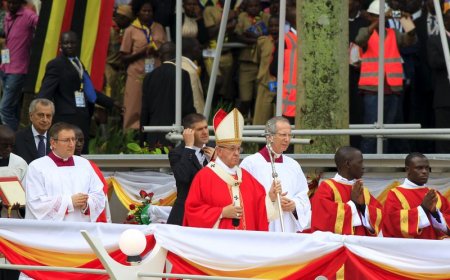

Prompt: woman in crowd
xmin=120 ymin=0 xmax=166 ymax=130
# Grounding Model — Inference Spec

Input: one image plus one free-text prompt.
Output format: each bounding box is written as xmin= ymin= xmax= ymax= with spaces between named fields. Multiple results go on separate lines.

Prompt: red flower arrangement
xmin=125 ymin=190 xmax=154 ymax=225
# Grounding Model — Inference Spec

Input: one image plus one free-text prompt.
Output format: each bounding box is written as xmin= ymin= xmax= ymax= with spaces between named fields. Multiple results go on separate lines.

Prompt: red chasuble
xmin=311 ymin=179 xmax=382 ymax=236
xmin=382 ymin=186 xmax=450 ymax=239
xmin=183 ymin=167 xmax=269 ymax=231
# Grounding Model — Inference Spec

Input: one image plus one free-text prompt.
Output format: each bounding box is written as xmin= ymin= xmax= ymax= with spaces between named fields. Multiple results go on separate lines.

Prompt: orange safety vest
xmin=358 ymin=28 xmax=403 ymax=88
xmin=282 ymin=30 xmax=297 ymax=117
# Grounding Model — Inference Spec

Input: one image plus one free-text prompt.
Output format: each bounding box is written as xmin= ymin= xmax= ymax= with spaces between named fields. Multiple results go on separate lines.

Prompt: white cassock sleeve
xmin=85 ymin=165 xmax=106 ymax=222
xmin=24 ymin=163 xmax=73 ymax=221
xmin=291 ymin=168 xmax=311 ymax=231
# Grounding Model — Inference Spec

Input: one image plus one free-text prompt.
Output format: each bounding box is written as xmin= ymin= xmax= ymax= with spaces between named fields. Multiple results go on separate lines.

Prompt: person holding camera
xmin=354 ymin=0 xmax=417 ymax=154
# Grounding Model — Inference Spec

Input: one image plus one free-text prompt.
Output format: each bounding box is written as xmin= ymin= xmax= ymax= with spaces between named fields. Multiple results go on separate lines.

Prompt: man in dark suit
xmin=140 ymin=42 xmax=196 ymax=147
xmin=427 ymin=10 xmax=450 ymax=153
xmin=167 ymin=113 xmax=214 ymax=225
xmin=38 ymin=31 xmax=121 ymax=153
xmin=14 ymin=98 xmax=53 ymax=164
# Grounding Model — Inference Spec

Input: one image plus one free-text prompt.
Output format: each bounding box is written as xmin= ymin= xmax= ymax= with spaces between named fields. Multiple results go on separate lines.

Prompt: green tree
xmin=296 ymin=0 xmax=349 ymax=153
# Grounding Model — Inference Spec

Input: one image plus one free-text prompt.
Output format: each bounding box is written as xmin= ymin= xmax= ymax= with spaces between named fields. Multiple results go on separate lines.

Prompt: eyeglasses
xmin=54 ymin=138 xmax=77 ymax=144
xmin=275 ymin=133 xmax=293 ymax=139
xmin=218 ymin=145 xmax=241 ymax=152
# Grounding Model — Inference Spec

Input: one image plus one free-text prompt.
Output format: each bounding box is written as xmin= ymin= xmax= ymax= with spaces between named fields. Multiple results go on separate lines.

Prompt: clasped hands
xmin=72 ymin=193 xmax=89 ymax=210
xmin=421 ymin=189 xmax=438 ymax=214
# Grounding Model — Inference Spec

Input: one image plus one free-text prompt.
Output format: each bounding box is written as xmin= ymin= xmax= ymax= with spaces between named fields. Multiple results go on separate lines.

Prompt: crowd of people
xmin=0 ymin=0 xmax=448 ymax=154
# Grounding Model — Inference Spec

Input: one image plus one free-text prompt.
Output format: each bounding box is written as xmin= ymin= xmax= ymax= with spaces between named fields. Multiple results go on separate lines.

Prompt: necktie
xmin=199 ymin=150 xmax=208 ymax=166
xmin=37 ymin=135 xmax=46 ymax=157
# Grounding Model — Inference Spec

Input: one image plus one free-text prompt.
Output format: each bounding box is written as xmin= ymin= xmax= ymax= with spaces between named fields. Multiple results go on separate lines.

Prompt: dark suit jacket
xmin=14 ymin=126 xmax=51 ymax=164
xmin=427 ymin=34 xmax=450 ymax=108
xmin=167 ymin=143 xmax=204 ymax=225
xmin=140 ymin=63 xmax=195 ymax=147
xmin=37 ymin=55 xmax=115 ymax=152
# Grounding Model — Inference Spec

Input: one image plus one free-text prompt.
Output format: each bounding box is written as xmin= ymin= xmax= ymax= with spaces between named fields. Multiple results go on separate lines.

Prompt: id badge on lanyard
xmin=70 ymin=58 xmax=85 ymax=107
xmin=1 ymin=49 xmax=10 ymax=64
xmin=145 ymin=58 xmax=155 ymax=73
xmin=75 ymin=90 xmax=86 ymax=107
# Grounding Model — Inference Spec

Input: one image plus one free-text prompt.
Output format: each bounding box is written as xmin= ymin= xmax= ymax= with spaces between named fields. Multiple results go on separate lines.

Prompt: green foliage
xmin=88 ymin=122 xmax=170 ymax=154
xmin=125 ymin=142 xmax=170 ymax=154
xmin=88 ymin=124 xmax=137 ymax=154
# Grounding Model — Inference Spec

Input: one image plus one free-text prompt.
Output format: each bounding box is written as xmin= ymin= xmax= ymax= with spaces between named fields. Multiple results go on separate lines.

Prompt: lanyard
xmin=69 ymin=57 xmax=84 ymax=90
xmin=140 ymin=22 xmax=153 ymax=44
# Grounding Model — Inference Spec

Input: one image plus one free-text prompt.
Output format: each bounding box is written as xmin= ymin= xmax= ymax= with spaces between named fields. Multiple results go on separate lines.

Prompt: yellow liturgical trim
xmin=391 ymin=188 xmax=413 ymax=238
xmin=325 ymin=180 xmax=345 ymax=234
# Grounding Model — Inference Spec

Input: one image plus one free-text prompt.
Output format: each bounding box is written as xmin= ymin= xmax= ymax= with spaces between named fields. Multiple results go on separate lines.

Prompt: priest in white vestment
xmin=240 ymin=116 xmax=311 ymax=232
xmin=24 ymin=122 xmax=105 ymax=222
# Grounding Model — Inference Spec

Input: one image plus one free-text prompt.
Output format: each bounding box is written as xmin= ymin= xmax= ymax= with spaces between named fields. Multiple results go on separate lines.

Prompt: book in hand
xmin=0 ymin=177 xmax=25 ymax=207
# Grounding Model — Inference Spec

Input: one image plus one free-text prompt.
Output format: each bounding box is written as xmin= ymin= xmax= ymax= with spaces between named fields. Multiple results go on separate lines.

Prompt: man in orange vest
xmin=355 ymin=0 xmax=416 ymax=153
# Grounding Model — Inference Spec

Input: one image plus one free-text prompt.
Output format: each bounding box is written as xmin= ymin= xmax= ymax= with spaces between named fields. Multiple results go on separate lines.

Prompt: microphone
xmin=232 ymin=218 xmax=240 ymax=227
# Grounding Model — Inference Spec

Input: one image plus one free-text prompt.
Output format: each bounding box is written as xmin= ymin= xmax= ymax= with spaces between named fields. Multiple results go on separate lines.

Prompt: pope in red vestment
xmin=183 ymin=108 xmax=270 ymax=231
xmin=184 ymin=163 xmax=269 ymax=231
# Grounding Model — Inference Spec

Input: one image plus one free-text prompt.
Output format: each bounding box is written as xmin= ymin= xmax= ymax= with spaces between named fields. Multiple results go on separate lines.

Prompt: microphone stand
xmin=267 ymin=142 xmax=285 ymax=232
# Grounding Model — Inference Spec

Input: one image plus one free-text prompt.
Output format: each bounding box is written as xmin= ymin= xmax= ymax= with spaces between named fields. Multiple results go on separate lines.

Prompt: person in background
xmin=120 ymin=0 xmax=166 ymax=130
xmin=140 ymin=42 xmax=195 ymax=147
xmin=24 ymin=122 xmax=106 ymax=222
xmin=252 ymin=15 xmax=278 ymax=125
xmin=355 ymin=0 xmax=416 ymax=153
xmin=234 ymin=0 xmax=270 ymax=122
xmin=0 ymin=0 xmax=38 ymax=131
xmin=105 ymin=4 xmax=133 ymax=102
xmin=38 ymin=31 xmax=121 ymax=154
xmin=427 ymin=10 xmax=450 ymax=153
xmin=181 ymin=37 xmax=205 ymax=113
xmin=0 ymin=125 xmax=27 ymax=182
xmin=14 ymin=98 xmax=53 ymax=164
xmin=170 ymin=0 xmax=208 ymax=46
xmin=268 ymin=0 xmax=297 ymax=125
xmin=167 ymin=113 xmax=213 ymax=225
xmin=203 ymin=0 xmax=238 ymax=103
xmin=348 ymin=0 xmax=370 ymax=148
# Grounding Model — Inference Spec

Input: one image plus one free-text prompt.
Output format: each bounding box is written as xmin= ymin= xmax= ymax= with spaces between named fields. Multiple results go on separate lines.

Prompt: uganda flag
xmin=24 ymin=0 xmax=115 ymax=94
